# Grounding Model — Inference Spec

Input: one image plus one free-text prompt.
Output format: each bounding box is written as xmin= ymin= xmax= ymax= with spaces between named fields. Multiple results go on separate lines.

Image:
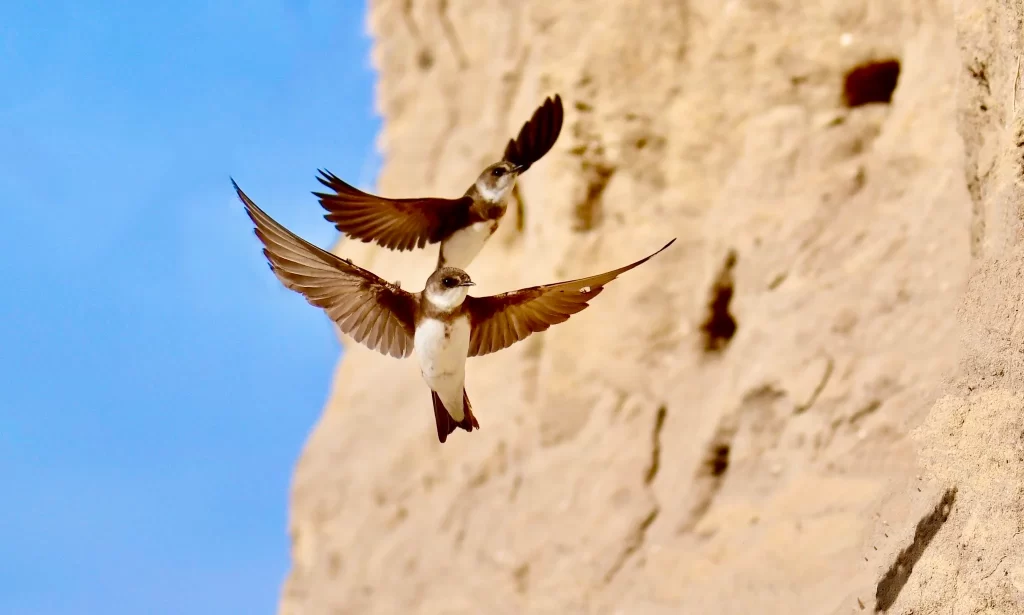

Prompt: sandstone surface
xmin=279 ymin=1 xmax=1024 ymax=613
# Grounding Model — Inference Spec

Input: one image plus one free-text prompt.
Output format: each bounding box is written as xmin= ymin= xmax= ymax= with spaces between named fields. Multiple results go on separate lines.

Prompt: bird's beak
xmin=460 ymin=280 xmax=476 ymax=287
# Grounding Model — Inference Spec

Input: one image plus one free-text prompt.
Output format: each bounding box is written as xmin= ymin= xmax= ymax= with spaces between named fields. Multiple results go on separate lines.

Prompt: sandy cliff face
xmin=278 ymin=1 xmax=1023 ymax=613
xmin=859 ymin=2 xmax=1024 ymax=613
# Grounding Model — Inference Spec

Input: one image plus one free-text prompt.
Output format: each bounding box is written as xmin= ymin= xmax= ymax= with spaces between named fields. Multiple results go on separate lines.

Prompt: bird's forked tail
xmin=431 ymin=389 xmax=479 ymax=443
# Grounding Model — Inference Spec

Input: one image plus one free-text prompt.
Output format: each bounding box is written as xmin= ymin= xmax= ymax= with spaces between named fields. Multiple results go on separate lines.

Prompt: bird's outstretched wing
xmin=464 ymin=238 xmax=676 ymax=357
xmin=501 ymin=94 xmax=564 ymax=173
xmin=312 ymin=169 xmax=474 ymax=251
xmin=312 ymin=94 xmax=563 ymax=250
xmin=234 ymin=179 xmax=418 ymax=358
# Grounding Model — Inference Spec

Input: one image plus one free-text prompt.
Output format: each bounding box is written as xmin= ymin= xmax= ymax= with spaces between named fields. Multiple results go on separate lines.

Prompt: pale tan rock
xmin=852 ymin=2 xmax=1024 ymax=612
xmin=275 ymin=0 xmax=1024 ymax=613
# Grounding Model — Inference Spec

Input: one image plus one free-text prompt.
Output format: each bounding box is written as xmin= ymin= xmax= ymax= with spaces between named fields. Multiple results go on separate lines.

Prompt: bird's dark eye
xmin=491 ymin=167 xmax=505 ymax=177
xmin=442 ymin=277 xmax=455 ymax=287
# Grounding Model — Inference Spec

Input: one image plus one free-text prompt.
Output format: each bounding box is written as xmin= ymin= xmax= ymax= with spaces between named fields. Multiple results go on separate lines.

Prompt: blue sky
xmin=0 ymin=2 xmax=377 ymax=613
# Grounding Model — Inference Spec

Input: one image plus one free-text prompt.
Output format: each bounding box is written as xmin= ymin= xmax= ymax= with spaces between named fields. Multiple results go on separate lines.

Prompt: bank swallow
xmin=312 ymin=94 xmax=564 ymax=270
xmin=234 ymin=180 xmax=674 ymax=443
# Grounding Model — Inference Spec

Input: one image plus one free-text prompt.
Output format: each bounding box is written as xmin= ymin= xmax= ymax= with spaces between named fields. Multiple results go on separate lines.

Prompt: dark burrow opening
xmin=843 ymin=59 xmax=901 ymax=107
xmin=701 ymin=250 xmax=738 ymax=352
xmin=707 ymin=443 xmax=730 ymax=477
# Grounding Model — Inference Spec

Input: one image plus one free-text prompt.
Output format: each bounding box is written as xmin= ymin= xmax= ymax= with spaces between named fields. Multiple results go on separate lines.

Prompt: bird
xmin=233 ymin=179 xmax=675 ymax=443
xmin=311 ymin=94 xmax=564 ymax=270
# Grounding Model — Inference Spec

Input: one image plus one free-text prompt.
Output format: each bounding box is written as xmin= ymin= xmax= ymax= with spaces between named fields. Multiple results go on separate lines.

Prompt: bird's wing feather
xmin=312 ymin=169 xmax=474 ymax=251
xmin=501 ymin=94 xmax=564 ymax=173
xmin=464 ymin=238 xmax=676 ymax=357
xmin=234 ymin=179 xmax=418 ymax=358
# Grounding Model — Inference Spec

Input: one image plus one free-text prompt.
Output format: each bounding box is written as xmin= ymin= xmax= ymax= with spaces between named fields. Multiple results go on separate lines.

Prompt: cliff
xmin=279 ymin=1 xmax=1024 ymax=613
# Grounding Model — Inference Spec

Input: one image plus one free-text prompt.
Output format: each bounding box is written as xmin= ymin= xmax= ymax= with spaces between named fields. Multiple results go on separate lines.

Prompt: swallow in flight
xmin=234 ymin=180 xmax=674 ymax=443
xmin=312 ymin=94 xmax=564 ymax=269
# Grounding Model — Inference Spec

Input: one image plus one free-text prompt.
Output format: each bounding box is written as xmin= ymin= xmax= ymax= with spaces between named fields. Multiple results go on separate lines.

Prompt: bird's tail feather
xmin=431 ymin=389 xmax=479 ymax=443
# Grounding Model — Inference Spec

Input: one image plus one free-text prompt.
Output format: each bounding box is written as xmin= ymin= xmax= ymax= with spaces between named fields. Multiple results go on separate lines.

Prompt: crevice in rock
xmin=437 ymin=0 xmax=469 ymax=69
xmin=967 ymin=59 xmax=991 ymax=94
xmin=980 ymin=553 xmax=1010 ymax=581
xmin=566 ymin=76 xmax=610 ymax=232
xmin=849 ymin=399 xmax=882 ymax=425
xmin=602 ymin=402 xmax=668 ymax=584
xmin=700 ymin=250 xmax=738 ymax=352
xmin=603 ymin=507 xmax=659 ymax=583
xmin=874 ymin=487 xmax=958 ymax=612
xmin=401 ymin=0 xmax=418 ymax=35
xmin=1013 ymin=57 xmax=1021 ymax=115
xmin=678 ymin=419 xmax=736 ymax=534
xmin=794 ymin=356 xmax=834 ymax=414
xmin=573 ymin=160 xmax=614 ymax=231
xmin=512 ymin=183 xmax=526 ymax=232
xmin=508 ymin=474 xmax=523 ymax=502
xmin=1016 ymin=122 xmax=1024 ymax=181
xmin=644 ymin=405 xmax=668 ymax=484
xmin=400 ymin=0 xmax=432 ymax=70
xmin=842 ymin=59 xmax=901 ymax=107
xmin=967 ymin=172 xmax=986 ymax=258
xmin=512 ymin=562 xmax=530 ymax=594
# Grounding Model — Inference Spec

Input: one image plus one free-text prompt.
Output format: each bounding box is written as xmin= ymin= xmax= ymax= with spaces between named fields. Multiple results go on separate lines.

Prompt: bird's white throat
xmin=425 ymin=285 xmax=469 ymax=312
xmin=475 ymin=178 xmax=514 ymax=203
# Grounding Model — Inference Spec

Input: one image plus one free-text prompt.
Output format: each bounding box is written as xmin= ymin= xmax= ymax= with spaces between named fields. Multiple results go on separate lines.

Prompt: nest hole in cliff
xmin=700 ymin=250 xmax=738 ymax=352
xmin=707 ymin=443 xmax=730 ymax=477
xmin=842 ymin=59 xmax=901 ymax=107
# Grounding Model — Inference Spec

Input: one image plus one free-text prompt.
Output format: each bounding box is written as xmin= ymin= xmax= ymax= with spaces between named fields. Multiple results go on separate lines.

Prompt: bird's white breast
xmin=414 ymin=316 xmax=471 ymax=419
xmin=440 ymin=220 xmax=499 ymax=269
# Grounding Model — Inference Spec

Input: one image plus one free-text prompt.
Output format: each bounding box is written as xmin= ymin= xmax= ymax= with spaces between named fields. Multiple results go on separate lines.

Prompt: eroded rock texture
xmin=855 ymin=2 xmax=1024 ymax=614
xmin=277 ymin=1 xmax=1024 ymax=613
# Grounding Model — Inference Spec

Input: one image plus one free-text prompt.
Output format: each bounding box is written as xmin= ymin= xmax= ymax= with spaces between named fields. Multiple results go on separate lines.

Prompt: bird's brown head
xmin=474 ymin=160 xmax=521 ymax=205
xmin=424 ymin=267 xmax=476 ymax=311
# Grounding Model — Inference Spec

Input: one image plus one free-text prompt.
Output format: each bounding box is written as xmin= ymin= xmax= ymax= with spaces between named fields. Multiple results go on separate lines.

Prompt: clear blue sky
xmin=0 ymin=2 xmax=377 ymax=613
